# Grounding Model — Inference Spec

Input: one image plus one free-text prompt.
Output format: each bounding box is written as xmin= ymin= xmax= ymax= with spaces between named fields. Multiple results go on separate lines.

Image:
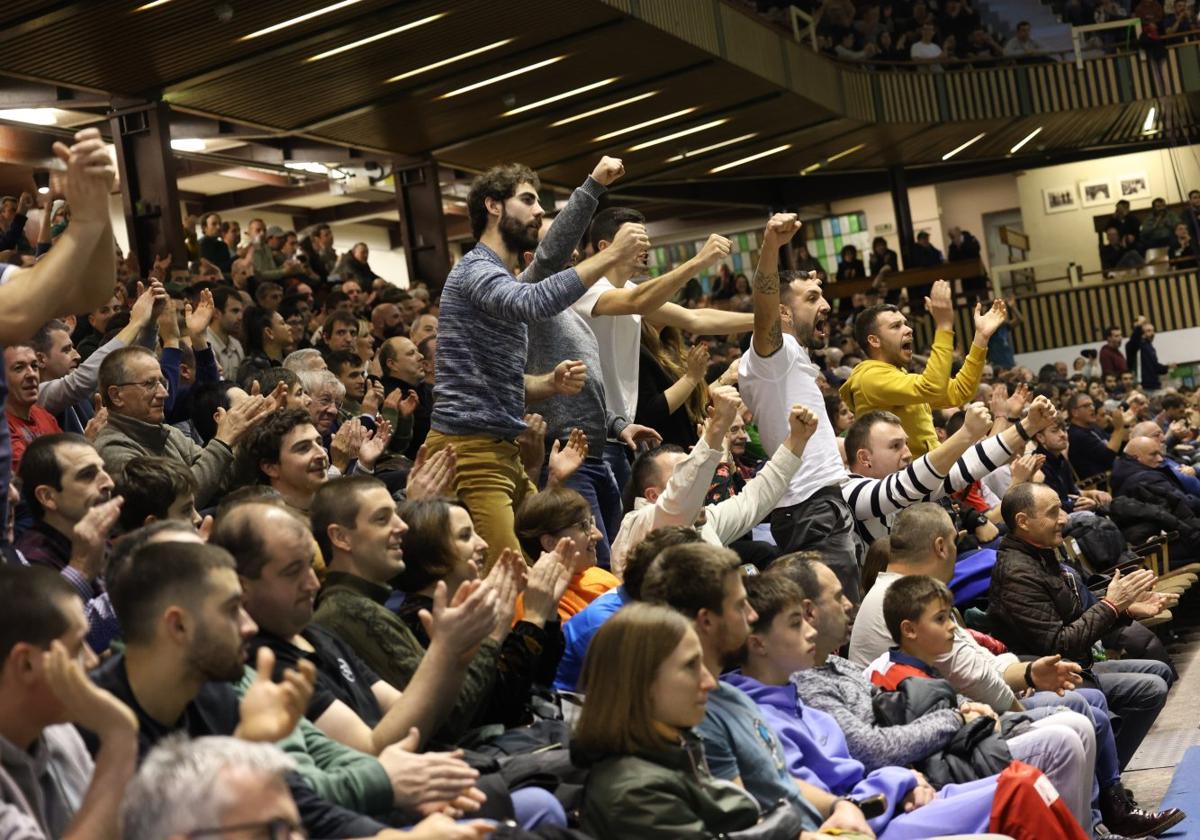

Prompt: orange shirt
xmin=513 ymin=566 xmax=620 ymax=624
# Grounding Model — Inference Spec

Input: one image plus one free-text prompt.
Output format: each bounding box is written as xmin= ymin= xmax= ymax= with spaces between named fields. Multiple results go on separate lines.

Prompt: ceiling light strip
xmin=550 ymin=91 xmax=659 ymax=127
xmin=306 ymin=13 xmax=447 ymax=61
xmin=133 ymin=0 xmax=172 ymax=10
xmin=387 ymin=39 xmax=515 ymax=83
xmin=501 ymin=78 xmax=619 ymax=117
xmin=941 ymin=132 xmax=986 ymax=161
xmin=241 ymin=0 xmax=364 ymax=40
xmin=708 ymin=144 xmax=792 ymax=174
xmin=665 ymin=132 xmax=758 ymax=162
xmin=826 ymin=142 xmax=866 ymax=163
xmin=592 ymin=108 xmax=696 ymax=143
xmin=627 ymin=118 xmax=728 ymax=152
xmin=1142 ymin=106 xmax=1158 ymax=134
xmin=1008 ymin=126 xmax=1042 ymax=154
xmin=438 ymin=55 xmax=566 ymax=99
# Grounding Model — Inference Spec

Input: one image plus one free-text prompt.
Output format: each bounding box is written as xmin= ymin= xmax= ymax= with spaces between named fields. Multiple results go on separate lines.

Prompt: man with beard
xmin=739 ymin=215 xmax=865 ymax=601
xmin=840 ymin=284 xmax=1008 ymax=458
xmin=426 ymin=158 xmax=647 ymax=568
xmin=370 ymin=302 xmax=405 ymax=345
xmin=207 ymin=286 xmax=245 ymax=378
xmin=641 ymin=543 xmax=872 ymax=837
xmin=88 ymin=532 xmax=404 ymax=839
xmin=380 ymin=336 xmax=431 ymax=459
xmin=217 ymin=502 xmax=566 ymax=830
xmin=15 ymin=433 xmax=124 ymax=648
xmin=33 ymin=281 xmax=166 ymax=436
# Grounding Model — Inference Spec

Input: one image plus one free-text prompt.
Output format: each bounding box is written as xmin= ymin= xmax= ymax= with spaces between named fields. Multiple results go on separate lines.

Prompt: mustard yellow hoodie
xmin=839 ymin=329 xmax=987 ymax=457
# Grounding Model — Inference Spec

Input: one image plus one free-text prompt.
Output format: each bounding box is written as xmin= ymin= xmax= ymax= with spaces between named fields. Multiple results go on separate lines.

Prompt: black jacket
xmin=987 ymin=535 xmax=1121 ymax=666
xmin=1111 ymin=456 xmax=1200 ymax=515
xmin=872 ymin=676 xmax=1016 ymax=789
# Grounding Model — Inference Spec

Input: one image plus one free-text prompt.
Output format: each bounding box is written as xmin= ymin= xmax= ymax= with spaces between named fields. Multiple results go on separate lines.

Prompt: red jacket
xmin=989 ymin=760 xmax=1089 ymax=840
xmin=1100 ymin=343 xmax=1128 ymax=376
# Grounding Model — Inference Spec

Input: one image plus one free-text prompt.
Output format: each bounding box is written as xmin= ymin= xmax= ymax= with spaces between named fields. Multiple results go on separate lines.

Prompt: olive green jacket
xmin=312 ymin=571 xmax=499 ymax=745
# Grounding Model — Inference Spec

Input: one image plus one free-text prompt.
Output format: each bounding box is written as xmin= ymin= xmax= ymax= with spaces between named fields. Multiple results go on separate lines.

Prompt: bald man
xmin=1112 ymin=435 xmax=1200 ymax=510
xmin=378 ymin=336 xmax=431 ymax=459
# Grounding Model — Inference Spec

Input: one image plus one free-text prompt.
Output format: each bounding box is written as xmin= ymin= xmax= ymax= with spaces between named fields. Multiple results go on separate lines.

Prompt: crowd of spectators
xmin=737 ymin=0 xmax=1200 ymax=68
xmin=0 ymin=129 xmax=1197 ymax=840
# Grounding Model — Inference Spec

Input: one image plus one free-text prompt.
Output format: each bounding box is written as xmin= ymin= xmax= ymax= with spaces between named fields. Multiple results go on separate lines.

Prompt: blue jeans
xmin=1091 ymin=658 xmax=1172 ymax=768
xmin=603 ymin=440 xmax=632 ymax=499
xmin=1023 ymin=688 xmax=1120 ymax=789
xmin=563 ymin=457 xmax=622 ymax=570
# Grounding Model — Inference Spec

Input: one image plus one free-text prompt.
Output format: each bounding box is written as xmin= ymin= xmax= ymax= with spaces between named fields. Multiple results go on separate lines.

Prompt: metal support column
xmin=393 ymin=156 xmax=450 ymax=290
xmin=109 ymin=100 xmax=186 ymax=275
xmin=888 ymin=165 xmax=914 ymax=270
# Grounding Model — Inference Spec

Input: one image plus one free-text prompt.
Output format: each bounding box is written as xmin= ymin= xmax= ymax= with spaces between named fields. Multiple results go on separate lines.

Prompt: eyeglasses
xmin=315 ymin=395 xmax=343 ymax=410
xmin=187 ymin=818 xmax=307 ymax=839
xmin=114 ymin=376 xmax=169 ymax=392
xmin=559 ymin=516 xmax=596 ymax=535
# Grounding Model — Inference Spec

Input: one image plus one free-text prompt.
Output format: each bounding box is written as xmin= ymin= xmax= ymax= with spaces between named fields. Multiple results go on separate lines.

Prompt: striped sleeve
xmin=843 ymin=453 xmax=945 ymax=521
xmin=933 ymin=433 xmax=1015 ymax=500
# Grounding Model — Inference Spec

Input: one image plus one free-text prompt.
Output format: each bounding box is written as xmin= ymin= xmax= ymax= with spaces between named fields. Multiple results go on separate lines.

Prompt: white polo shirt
xmin=738 ymin=333 xmax=847 ymax=507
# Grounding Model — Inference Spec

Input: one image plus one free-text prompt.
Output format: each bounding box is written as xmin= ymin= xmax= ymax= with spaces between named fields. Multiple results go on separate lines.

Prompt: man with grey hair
xmin=123 ymin=735 xmax=493 ymax=840
xmin=120 ymin=735 xmax=298 ymax=840
xmin=93 ymin=346 xmax=273 ymax=507
xmin=297 ymin=368 xmax=344 ymax=439
xmin=283 ymin=347 xmax=326 ymax=374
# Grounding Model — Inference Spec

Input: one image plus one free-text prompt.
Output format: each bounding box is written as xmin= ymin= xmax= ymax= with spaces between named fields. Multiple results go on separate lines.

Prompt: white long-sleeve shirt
xmin=609 ymin=438 xmax=803 ymax=577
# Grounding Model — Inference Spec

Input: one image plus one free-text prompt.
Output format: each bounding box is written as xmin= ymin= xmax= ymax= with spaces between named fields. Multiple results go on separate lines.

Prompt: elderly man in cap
xmin=246 ymin=219 xmax=303 ymax=283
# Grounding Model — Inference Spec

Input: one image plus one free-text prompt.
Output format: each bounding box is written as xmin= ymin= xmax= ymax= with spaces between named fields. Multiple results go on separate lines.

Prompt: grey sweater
xmin=95 ymin=411 xmax=234 ymax=508
xmin=792 ymin=655 xmax=962 ymax=772
xmin=431 ymin=176 xmax=606 ymax=440
xmin=524 ymin=178 xmax=626 ymax=456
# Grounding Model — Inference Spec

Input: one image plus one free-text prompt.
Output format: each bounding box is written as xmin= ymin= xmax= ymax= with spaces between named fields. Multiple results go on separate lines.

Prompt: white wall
xmin=1016 ymin=326 xmax=1200 ymax=370
xmin=936 ymin=175 xmax=1021 ymax=269
xmin=1014 ymin=145 xmax=1200 ymax=278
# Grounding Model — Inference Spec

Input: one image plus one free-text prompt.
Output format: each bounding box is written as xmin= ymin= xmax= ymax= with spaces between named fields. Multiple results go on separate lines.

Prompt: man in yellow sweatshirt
xmin=840 ymin=280 xmax=1008 ymax=457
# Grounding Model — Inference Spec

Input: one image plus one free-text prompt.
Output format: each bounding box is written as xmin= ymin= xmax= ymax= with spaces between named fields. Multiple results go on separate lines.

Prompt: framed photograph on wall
xmin=1118 ymin=173 xmax=1151 ymax=201
xmin=1043 ymin=185 xmax=1077 ymax=214
xmin=1079 ymin=177 xmax=1114 ymax=208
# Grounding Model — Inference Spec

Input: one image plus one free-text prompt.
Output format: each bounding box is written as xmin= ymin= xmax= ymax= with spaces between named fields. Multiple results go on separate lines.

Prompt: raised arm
xmin=751 ymin=213 xmax=802 ymax=358
xmin=591 ymin=234 xmax=731 ymax=317
xmin=0 ymin=130 xmax=116 ymax=343
xmin=518 ymin=156 xmax=621 ymax=285
xmin=462 ymin=224 xmax=647 ymax=322
xmin=942 ymin=299 xmax=1007 ymax=406
xmin=648 ymin=301 xmax=755 ymax=335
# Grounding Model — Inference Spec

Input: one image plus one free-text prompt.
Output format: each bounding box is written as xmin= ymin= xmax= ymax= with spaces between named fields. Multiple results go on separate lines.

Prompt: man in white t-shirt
xmin=910 ymin=23 xmax=944 ymax=61
xmin=573 ymin=207 xmax=754 ymax=488
xmin=737 ymin=214 xmax=866 ymax=600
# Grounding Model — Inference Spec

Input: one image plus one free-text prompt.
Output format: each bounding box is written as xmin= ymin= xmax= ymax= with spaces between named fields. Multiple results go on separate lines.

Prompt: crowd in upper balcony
xmin=736 ymin=0 xmax=1200 ymax=67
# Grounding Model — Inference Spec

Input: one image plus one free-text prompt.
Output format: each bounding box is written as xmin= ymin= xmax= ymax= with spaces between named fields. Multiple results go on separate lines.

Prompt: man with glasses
xmin=1066 ymin=391 xmax=1132 ymax=480
xmin=94 ymin=346 xmax=273 ymax=508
